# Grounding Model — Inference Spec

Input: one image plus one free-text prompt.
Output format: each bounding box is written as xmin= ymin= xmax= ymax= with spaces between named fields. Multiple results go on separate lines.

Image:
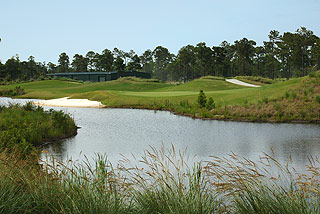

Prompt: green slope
xmin=0 ymin=76 xmax=305 ymax=107
xmin=157 ymin=78 xmax=245 ymax=92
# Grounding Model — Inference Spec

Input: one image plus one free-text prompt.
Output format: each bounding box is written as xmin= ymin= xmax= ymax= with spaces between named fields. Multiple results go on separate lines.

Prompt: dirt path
xmin=225 ymin=79 xmax=261 ymax=87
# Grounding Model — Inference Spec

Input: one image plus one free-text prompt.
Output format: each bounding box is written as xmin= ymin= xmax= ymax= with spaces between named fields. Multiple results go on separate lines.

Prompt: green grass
xmin=158 ymin=78 xmax=245 ymax=92
xmin=1 ymin=146 xmax=320 ymax=213
xmin=1 ymin=74 xmax=319 ymax=122
xmin=0 ymin=76 xmax=294 ymax=105
xmin=0 ymin=103 xmax=77 ymax=155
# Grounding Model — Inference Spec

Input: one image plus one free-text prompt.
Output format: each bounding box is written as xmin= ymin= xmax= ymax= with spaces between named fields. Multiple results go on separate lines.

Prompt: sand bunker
xmin=34 ymin=97 xmax=105 ymax=108
xmin=225 ymin=79 xmax=261 ymax=87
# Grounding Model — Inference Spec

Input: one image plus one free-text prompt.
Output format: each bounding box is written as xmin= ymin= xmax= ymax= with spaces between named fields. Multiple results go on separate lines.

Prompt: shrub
xmin=285 ymin=91 xmax=290 ymax=99
xmin=206 ymin=97 xmax=215 ymax=110
xmin=179 ymin=100 xmax=190 ymax=108
xmin=262 ymin=97 xmax=269 ymax=104
xmin=197 ymin=90 xmax=207 ymax=108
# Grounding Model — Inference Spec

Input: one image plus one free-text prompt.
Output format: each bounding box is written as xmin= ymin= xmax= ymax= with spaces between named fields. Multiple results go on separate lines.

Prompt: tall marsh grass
xmin=0 ymin=103 xmax=77 ymax=155
xmin=1 ymin=145 xmax=320 ymax=213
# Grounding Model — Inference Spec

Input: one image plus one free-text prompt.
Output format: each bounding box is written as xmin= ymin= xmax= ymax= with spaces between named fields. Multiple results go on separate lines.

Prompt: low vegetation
xmin=118 ymin=77 xmax=160 ymax=82
xmin=0 ymin=103 xmax=77 ymax=155
xmin=200 ymin=76 xmax=226 ymax=81
xmin=0 ymin=86 xmax=25 ymax=96
xmin=219 ymin=72 xmax=320 ymax=122
xmin=1 ymin=145 xmax=320 ymax=213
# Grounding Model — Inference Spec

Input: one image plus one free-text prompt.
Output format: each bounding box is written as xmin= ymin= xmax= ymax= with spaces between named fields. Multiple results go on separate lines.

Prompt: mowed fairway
xmin=0 ymin=77 xmax=303 ymax=107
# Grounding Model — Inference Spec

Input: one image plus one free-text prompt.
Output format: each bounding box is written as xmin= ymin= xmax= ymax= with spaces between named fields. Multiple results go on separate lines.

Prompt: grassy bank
xmin=0 ymin=103 xmax=77 ymax=155
xmin=1 ymin=72 xmax=320 ymax=123
xmin=1 ymin=146 xmax=320 ymax=213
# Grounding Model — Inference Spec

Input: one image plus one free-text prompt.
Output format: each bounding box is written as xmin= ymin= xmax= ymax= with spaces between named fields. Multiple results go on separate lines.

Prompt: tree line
xmin=0 ymin=27 xmax=319 ymax=83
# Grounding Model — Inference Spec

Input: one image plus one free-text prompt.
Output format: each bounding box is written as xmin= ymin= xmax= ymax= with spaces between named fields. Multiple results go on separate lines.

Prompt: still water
xmin=1 ymin=97 xmax=320 ymax=170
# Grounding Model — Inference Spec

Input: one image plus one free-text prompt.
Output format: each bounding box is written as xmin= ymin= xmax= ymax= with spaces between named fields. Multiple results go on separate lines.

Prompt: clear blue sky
xmin=1 ymin=0 xmax=319 ymax=64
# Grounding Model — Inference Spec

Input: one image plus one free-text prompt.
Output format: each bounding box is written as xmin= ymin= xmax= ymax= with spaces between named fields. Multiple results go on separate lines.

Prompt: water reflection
xmin=1 ymin=97 xmax=320 ymax=171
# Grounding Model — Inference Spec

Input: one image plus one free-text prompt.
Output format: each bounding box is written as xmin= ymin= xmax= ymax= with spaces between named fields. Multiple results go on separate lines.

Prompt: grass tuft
xmin=1 ymin=145 xmax=320 ymax=213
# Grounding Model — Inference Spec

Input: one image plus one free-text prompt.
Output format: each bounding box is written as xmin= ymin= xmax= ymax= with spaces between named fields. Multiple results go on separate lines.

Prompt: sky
xmin=0 ymin=0 xmax=319 ymax=64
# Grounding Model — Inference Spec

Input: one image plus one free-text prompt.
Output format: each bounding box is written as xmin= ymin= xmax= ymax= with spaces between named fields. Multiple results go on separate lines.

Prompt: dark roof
xmin=47 ymin=72 xmax=118 ymax=76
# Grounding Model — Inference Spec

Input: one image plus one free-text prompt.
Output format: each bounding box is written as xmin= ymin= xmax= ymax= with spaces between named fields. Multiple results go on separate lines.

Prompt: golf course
xmin=1 ymin=72 xmax=319 ymax=122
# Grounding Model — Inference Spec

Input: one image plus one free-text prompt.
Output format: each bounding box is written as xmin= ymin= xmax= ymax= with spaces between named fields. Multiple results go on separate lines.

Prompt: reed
xmin=1 ymin=145 xmax=320 ymax=213
xmin=0 ymin=102 xmax=77 ymax=155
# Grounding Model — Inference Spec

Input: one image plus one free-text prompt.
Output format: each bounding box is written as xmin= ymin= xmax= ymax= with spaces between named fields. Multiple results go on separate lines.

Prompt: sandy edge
xmin=225 ymin=79 xmax=261 ymax=87
xmin=33 ymin=97 xmax=105 ymax=108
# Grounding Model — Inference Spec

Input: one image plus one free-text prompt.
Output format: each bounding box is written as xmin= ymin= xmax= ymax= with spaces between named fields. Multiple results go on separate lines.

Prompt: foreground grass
xmin=1 ymin=146 xmax=320 ymax=213
xmin=0 ymin=103 xmax=77 ymax=155
xmin=0 ymin=100 xmax=319 ymax=213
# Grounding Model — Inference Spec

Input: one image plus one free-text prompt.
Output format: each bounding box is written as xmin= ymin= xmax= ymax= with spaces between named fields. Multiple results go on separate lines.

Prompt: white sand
xmin=34 ymin=97 xmax=105 ymax=108
xmin=225 ymin=79 xmax=261 ymax=87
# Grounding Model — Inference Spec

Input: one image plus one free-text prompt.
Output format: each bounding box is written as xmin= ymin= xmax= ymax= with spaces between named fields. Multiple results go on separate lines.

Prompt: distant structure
xmin=47 ymin=71 xmax=151 ymax=82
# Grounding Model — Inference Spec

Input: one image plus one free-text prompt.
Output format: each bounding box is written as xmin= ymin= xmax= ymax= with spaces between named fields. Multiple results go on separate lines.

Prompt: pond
xmin=1 ymin=97 xmax=320 ymax=170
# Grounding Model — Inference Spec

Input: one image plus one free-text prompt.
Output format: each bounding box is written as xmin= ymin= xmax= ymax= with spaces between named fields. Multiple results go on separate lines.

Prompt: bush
xmin=197 ymin=90 xmax=207 ymax=108
xmin=206 ymin=97 xmax=215 ymax=110
xmin=285 ymin=91 xmax=290 ymax=99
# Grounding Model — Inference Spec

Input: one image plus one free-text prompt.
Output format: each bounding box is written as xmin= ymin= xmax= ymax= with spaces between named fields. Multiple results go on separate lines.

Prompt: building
xmin=47 ymin=71 xmax=151 ymax=82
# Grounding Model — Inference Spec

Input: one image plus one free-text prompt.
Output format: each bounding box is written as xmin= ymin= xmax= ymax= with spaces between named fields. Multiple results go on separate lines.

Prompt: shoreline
xmin=6 ymin=96 xmax=317 ymax=125
xmin=38 ymin=128 xmax=79 ymax=148
xmin=100 ymin=105 xmax=320 ymax=125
